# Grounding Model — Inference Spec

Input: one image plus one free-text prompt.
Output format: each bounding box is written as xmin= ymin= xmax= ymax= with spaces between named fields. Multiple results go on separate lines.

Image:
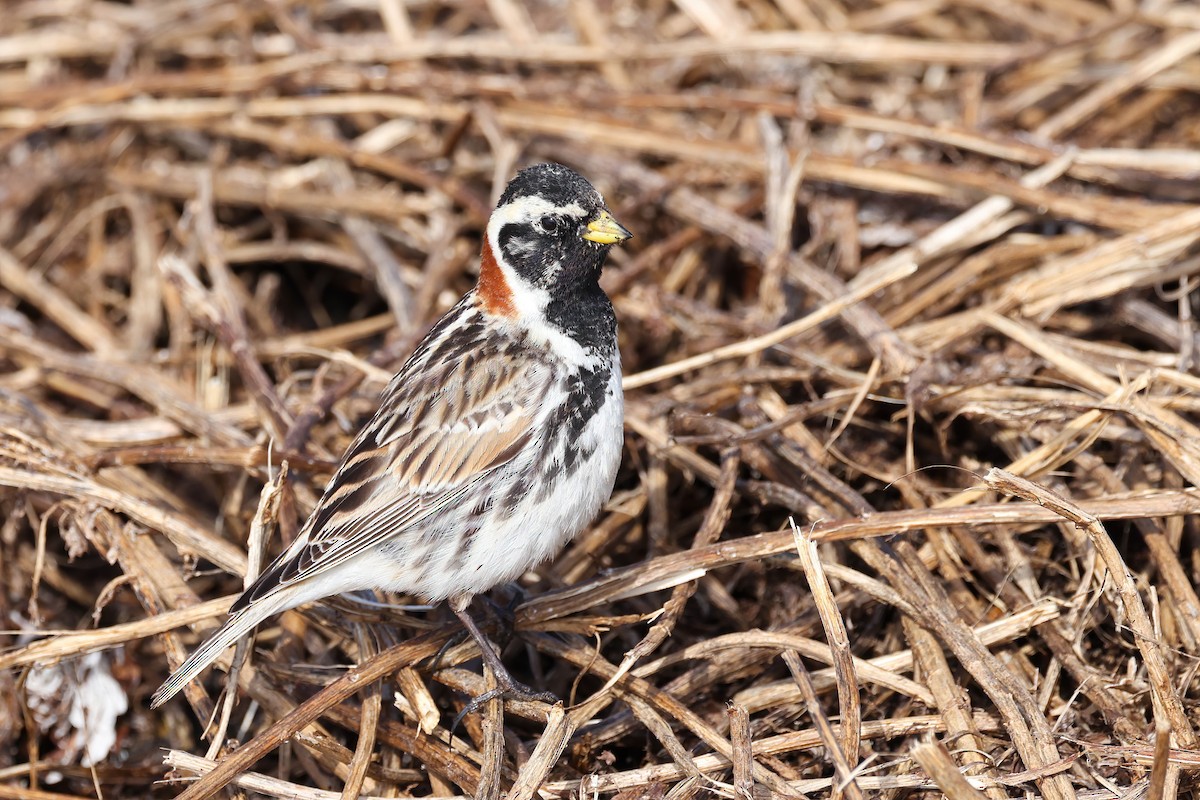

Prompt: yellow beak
xmin=582 ymin=210 xmax=633 ymax=245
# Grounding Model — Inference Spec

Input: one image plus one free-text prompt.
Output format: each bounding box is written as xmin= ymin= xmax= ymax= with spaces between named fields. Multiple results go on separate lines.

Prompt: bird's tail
xmin=150 ymin=591 xmax=292 ymax=708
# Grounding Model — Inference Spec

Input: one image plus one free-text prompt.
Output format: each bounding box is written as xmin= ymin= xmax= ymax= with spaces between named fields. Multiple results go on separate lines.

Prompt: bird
xmin=151 ymin=162 xmax=631 ymax=709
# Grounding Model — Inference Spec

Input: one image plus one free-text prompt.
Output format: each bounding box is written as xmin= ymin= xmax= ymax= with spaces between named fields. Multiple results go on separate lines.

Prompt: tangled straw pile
xmin=3 ymin=1 xmax=1200 ymax=798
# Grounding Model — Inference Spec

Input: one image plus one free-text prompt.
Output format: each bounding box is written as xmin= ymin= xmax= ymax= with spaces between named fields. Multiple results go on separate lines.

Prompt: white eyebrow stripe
xmin=490 ymin=196 xmax=554 ymax=227
xmin=488 ymin=197 xmax=591 ymax=230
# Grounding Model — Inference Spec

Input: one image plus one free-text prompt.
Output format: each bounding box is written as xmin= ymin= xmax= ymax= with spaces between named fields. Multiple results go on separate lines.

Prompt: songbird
xmin=152 ymin=163 xmax=631 ymax=708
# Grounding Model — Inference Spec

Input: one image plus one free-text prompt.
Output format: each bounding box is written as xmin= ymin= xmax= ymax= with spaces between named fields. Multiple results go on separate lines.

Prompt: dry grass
xmin=2 ymin=0 xmax=1200 ymax=798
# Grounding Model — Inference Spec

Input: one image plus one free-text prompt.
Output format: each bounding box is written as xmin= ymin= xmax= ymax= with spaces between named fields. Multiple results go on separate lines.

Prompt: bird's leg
xmin=450 ymin=597 xmax=557 ymax=716
xmin=427 ymin=591 xmax=517 ymax=675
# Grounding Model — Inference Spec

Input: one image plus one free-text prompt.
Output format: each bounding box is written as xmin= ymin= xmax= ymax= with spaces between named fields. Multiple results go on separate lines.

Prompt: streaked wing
xmin=233 ymin=321 xmax=551 ymax=611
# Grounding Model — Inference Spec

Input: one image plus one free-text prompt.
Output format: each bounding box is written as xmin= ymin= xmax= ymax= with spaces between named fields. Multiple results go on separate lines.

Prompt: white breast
xmin=411 ymin=356 xmax=624 ymax=600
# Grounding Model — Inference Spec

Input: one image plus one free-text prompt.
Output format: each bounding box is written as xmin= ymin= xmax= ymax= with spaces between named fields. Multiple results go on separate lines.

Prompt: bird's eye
xmin=537 ymin=214 xmax=560 ymax=234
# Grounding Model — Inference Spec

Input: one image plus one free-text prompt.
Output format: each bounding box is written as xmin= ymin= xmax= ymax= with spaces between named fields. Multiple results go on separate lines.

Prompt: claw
xmin=426 ymin=626 xmax=470 ymax=674
xmin=445 ymin=597 xmax=558 ymax=734
xmin=449 ymin=673 xmax=558 ymax=737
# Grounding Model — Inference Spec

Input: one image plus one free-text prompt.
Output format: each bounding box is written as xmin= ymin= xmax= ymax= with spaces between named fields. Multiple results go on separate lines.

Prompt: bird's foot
xmin=425 ymin=625 xmax=471 ymax=674
xmin=447 ymin=598 xmax=556 ymax=733
xmin=478 ymin=586 xmax=526 ymax=647
xmin=451 ymin=665 xmax=558 ymax=733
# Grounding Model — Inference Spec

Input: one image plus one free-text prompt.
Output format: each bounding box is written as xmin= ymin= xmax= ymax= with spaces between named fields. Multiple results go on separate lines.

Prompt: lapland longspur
xmin=152 ymin=163 xmax=631 ymax=708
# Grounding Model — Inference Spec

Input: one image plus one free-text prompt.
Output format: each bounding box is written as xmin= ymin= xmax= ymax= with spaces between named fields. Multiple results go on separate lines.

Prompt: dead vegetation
xmin=2 ymin=0 xmax=1200 ymax=798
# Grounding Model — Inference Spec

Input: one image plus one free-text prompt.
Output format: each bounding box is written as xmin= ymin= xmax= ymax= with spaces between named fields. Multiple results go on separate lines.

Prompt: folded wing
xmin=232 ymin=346 xmax=551 ymax=613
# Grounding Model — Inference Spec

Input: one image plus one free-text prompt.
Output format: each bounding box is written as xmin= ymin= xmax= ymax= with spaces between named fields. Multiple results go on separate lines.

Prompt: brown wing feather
xmin=233 ymin=318 xmax=550 ymax=611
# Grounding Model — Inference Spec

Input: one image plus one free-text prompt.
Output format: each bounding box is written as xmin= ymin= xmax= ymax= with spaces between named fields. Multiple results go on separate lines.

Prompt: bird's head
xmin=478 ymin=163 xmax=631 ymax=318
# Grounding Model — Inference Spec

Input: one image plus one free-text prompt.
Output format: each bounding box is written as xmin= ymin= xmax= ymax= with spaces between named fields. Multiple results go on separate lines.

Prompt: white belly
xmin=372 ymin=365 xmax=624 ymax=601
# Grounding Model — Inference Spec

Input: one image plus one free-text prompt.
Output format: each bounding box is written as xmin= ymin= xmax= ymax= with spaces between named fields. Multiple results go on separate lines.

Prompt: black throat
xmin=543 ymin=282 xmax=618 ymax=359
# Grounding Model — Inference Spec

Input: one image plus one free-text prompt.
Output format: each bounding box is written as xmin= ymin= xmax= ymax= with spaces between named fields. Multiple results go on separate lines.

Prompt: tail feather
xmin=150 ymin=592 xmax=291 ymax=708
